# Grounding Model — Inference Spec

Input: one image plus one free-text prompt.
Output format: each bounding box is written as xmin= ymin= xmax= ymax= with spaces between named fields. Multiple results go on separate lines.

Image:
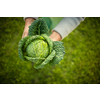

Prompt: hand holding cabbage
xmin=18 ymin=18 xmax=65 ymax=69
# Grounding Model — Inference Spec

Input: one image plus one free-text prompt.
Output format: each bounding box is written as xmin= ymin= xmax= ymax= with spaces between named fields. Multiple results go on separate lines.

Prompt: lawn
xmin=0 ymin=17 xmax=100 ymax=84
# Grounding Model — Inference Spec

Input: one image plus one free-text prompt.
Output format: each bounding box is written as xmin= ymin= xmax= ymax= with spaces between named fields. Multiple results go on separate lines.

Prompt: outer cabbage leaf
xmin=18 ymin=36 xmax=30 ymax=61
xmin=49 ymin=41 xmax=66 ymax=66
xmin=24 ymin=56 xmax=45 ymax=64
xmin=34 ymin=50 xmax=56 ymax=69
xmin=28 ymin=18 xmax=49 ymax=36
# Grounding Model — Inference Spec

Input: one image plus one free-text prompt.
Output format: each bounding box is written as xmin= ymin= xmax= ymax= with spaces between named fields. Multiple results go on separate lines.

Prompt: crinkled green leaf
xmin=49 ymin=41 xmax=65 ymax=66
xmin=26 ymin=39 xmax=49 ymax=60
xmin=34 ymin=50 xmax=55 ymax=69
xmin=41 ymin=34 xmax=53 ymax=53
xmin=24 ymin=35 xmax=45 ymax=50
xmin=24 ymin=56 xmax=45 ymax=64
xmin=28 ymin=18 xmax=49 ymax=36
xmin=18 ymin=36 xmax=30 ymax=61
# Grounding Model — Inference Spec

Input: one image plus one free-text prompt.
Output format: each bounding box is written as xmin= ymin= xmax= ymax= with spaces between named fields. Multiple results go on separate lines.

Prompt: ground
xmin=0 ymin=17 xmax=100 ymax=84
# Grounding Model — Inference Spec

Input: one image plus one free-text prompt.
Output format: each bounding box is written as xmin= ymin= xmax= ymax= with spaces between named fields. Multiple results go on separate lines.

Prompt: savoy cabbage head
xmin=18 ymin=18 xmax=65 ymax=69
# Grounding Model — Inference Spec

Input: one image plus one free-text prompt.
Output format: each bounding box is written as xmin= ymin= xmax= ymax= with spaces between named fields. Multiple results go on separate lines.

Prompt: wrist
xmin=22 ymin=18 xmax=34 ymax=38
xmin=49 ymin=31 xmax=62 ymax=41
xmin=25 ymin=18 xmax=34 ymax=25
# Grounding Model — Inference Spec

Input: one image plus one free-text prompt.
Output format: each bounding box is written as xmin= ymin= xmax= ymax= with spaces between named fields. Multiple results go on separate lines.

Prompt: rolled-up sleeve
xmin=52 ymin=17 xmax=85 ymax=39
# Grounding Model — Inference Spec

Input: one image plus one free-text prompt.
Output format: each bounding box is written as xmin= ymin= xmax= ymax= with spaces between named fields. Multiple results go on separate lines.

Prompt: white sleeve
xmin=23 ymin=17 xmax=38 ymax=21
xmin=52 ymin=17 xmax=85 ymax=39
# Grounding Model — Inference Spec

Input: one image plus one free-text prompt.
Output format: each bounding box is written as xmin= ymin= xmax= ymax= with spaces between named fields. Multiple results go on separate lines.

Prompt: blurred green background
xmin=0 ymin=17 xmax=100 ymax=84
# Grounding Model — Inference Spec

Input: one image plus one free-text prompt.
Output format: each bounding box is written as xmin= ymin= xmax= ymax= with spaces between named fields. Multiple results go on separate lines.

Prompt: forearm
xmin=22 ymin=17 xmax=85 ymax=41
xmin=22 ymin=18 xmax=35 ymax=38
xmin=52 ymin=17 xmax=85 ymax=39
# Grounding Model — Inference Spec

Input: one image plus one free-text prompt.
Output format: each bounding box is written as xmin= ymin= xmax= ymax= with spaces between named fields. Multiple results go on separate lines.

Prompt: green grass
xmin=0 ymin=17 xmax=100 ymax=84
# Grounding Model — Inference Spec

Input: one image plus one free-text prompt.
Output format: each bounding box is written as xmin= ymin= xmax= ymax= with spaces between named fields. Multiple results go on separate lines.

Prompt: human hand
xmin=22 ymin=18 xmax=62 ymax=41
xmin=22 ymin=18 xmax=34 ymax=38
xmin=49 ymin=31 xmax=62 ymax=41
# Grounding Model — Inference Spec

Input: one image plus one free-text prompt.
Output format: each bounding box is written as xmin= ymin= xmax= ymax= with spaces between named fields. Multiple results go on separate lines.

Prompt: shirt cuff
xmin=52 ymin=17 xmax=85 ymax=39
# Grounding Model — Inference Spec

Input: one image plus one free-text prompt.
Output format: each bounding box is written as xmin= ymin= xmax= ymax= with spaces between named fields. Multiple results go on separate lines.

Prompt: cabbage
xmin=18 ymin=18 xmax=65 ymax=69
